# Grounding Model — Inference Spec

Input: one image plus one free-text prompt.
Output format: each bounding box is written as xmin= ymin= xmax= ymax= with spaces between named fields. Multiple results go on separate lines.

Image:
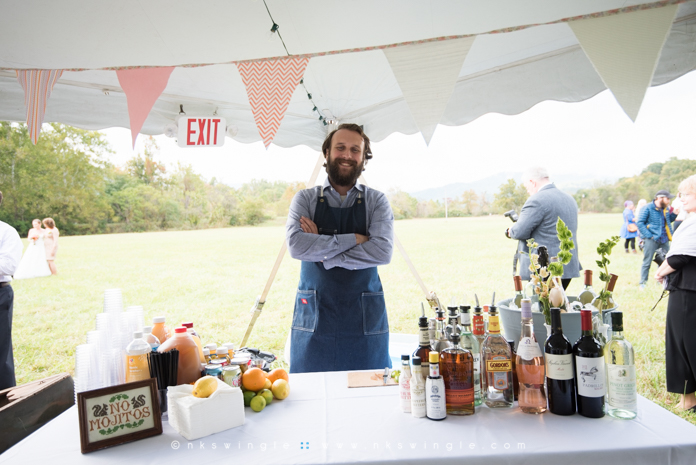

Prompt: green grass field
xmin=11 ymin=213 xmax=694 ymax=424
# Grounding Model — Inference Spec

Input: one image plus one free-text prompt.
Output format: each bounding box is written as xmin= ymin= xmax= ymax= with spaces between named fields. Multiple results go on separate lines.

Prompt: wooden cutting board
xmin=347 ymin=370 xmax=398 ymax=388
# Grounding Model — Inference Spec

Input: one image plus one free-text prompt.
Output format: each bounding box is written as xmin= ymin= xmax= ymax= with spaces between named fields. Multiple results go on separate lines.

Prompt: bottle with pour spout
xmin=413 ymin=303 xmax=431 ymax=375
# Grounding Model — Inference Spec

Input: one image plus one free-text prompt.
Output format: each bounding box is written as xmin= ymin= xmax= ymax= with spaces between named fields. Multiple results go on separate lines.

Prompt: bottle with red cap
xmin=158 ymin=327 xmax=202 ymax=385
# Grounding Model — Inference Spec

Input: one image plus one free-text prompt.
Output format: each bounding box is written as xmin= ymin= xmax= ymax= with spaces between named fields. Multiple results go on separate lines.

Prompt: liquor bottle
xmin=413 ymin=304 xmax=431 ymax=375
xmin=432 ymin=308 xmax=451 ymax=353
xmin=578 ymin=270 xmax=598 ymax=306
xmin=573 ymin=309 xmax=605 ymax=418
xmin=482 ymin=311 xmax=514 ymax=408
xmin=545 ymin=307 xmax=576 ymax=415
xmin=459 ymin=302 xmax=482 ymax=406
xmin=428 ymin=317 xmax=437 ymax=348
xmin=425 ymin=351 xmax=447 ymax=420
xmin=472 ymin=295 xmax=487 ymax=393
xmin=507 ymin=338 xmax=519 ymax=400
xmin=410 ymin=356 xmax=427 ymax=418
xmin=399 ymin=355 xmax=412 ymax=413
xmin=440 ymin=332 xmax=475 ymax=415
xmin=513 ymin=276 xmax=524 ymax=308
xmin=515 ymin=299 xmax=547 ymax=414
xmin=605 ymin=312 xmax=637 ymax=420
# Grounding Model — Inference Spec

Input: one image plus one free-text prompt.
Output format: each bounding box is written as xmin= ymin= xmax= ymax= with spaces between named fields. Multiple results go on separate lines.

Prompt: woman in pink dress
xmin=42 ymin=217 xmax=59 ymax=275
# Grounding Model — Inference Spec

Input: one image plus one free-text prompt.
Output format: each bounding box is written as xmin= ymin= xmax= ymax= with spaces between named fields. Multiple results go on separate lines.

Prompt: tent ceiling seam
xmin=0 ymin=0 xmax=690 ymax=72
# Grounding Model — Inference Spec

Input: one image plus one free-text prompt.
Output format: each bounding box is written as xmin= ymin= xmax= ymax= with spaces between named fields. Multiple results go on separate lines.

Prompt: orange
xmin=242 ymin=367 xmax=266 ymax=392
xmin=267 ymin=368 xmax=289 ymax=384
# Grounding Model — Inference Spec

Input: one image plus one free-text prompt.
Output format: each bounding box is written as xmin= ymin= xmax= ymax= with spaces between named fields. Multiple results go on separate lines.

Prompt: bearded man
xmin=286 ymin=124 xmax=394 ymax=373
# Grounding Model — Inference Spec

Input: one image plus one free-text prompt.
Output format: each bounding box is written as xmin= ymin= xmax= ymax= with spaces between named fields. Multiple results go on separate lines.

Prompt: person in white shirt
xmin=0 ymin=191 xmax=24 ymax=389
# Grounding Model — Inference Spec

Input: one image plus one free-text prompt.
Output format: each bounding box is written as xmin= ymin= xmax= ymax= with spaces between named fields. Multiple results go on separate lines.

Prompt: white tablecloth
xmin=2 ymin=371 xmax=696 ymax=464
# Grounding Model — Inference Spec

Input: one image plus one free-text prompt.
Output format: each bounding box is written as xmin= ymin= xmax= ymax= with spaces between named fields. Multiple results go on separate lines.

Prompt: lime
xmin=258 ymin=389 xmax=273 ymax=405
xmin=243 ymin=390 xmax=256 ymax=407
xmin=250 ymin=395 xmax=266 ymax=412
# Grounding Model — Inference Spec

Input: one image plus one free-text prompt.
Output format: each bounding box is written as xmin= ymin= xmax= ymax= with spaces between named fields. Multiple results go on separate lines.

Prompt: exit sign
xmin=177 ymin=117 xmax=226 ymax=147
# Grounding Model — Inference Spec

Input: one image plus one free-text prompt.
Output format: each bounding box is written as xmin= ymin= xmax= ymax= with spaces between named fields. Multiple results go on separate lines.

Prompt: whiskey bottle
xmin=507 ymin=338 xmax=519 ymax=401
xmin=440 ymin=332 xmax=475 ymax=415
xmin=410 ymin=356 xmax=427 ymax=418
xmin=573 ymin=309 xmax=605 ymax=418
xmin=578 ymin=270 xmax=598 ymax=306
xmin=513 ymin=276 xmax=524 ymax=308
xmin=413 ymin=304 xmax=431 ymax=375
xmin=516 ymin=299 xmax=547 ymax=414
xmin=545 ymin=307 xmax=576 ymax=415
xmin=482 ymin=311 xmax=514 ymax=408
xmin=459 ymin=302 xmax=482 ymax=406
xmin=425 ymin=351 xmax=447 ymax=420
xmin=605 ymin=312 xmax=637 ymax=420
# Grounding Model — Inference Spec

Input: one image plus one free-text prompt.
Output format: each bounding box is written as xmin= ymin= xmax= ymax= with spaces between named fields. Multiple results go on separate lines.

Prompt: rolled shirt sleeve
xmin=0 ymin=223 xmax=24 ymax=280
xmin=286 ymin=183 xmax=394 ymax=271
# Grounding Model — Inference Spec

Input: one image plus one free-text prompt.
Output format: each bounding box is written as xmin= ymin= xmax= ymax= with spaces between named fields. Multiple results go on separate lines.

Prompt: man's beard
xmin=327 ymin=156 xmax=364 ymax=187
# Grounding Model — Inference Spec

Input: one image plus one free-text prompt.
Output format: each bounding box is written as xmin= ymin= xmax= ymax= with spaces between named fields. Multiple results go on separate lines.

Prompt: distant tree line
xmin=0 ymin=123 xmax=304 ymax=236
xmin=573 ymin=158 xmax=696 ymax=212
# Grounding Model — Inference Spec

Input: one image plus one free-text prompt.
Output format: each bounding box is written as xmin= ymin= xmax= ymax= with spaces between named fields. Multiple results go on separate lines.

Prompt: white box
xmin=167 ymin=378 xmax=245 ymax=440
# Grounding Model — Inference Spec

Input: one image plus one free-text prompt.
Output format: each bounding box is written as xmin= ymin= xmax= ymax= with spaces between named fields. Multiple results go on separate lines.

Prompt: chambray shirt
xmin=0 ymin=221 xmax=23 ymax=282
xmin=286 ymin=179 xmax=394 ymax=270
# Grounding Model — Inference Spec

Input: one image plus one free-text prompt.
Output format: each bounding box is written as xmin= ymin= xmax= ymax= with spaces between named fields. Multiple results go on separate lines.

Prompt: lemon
xmin=258 ymin=389 xmax=273 ymax=405
xmin=263 ymin=378 xmax=272 ymax=390
xmin=271 ymin=379 xmax=290 ymax=400
xmin=192 ymin=376 xmax=218 ymax=398
xmin=243 ymin=390 xmax=256 ymax=407
xmin=250 ymin=395 xmax=266 ymax=412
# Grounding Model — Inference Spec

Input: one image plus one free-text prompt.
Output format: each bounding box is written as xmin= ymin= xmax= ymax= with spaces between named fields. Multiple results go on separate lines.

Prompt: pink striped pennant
xmin=237 ymin=57 xmax=309 ymax=148
xmin=15 ymin=69 xmax=63 ymax=144
xmin=116 ymin=67 xmax=175 ymax=148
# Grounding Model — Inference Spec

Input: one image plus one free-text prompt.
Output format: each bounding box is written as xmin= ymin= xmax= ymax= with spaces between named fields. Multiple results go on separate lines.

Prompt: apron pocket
xmin=292 ymin=290 xmax=318 ymax=332
xmin=362 ymin=292 xmax=388 ymax=335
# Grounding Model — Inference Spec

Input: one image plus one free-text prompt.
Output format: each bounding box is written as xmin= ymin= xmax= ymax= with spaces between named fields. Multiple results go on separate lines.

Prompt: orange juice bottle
xmin=158 ymin=327 xmax=202 ymax=385
xmin=125 ymin=331 xmax=152 ymax=383
xmin=151 ymin=316 xmax=170 ymax=344
xmin=187 ymin=328 xmax=206 ymax=364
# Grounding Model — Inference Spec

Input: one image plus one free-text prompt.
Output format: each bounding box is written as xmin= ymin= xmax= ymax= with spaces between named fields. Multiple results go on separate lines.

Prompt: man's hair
xmin=522 ymin=166 xmax=550 ymax=183
xmin=321 ymin=123 xmax=373 ymax=167
xmin=43 ymin=218 xmax=55 ymax=228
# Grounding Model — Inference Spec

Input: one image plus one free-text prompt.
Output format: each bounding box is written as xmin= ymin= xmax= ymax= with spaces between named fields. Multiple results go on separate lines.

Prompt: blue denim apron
xmin=290 ymin=188 xmax=391 ymax=373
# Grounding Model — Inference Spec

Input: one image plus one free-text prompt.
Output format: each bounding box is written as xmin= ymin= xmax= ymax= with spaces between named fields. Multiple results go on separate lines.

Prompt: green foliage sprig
xmin=594 ymin=236 xmax=621 ymax=315
xmin=99 ymin=419 xmax=145 ymax=436
xmin=526 ymin=218 xmax=576 ymax=325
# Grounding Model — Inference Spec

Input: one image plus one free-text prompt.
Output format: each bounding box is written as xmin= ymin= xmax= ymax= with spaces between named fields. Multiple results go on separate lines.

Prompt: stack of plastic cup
xmin=86 ymin=330 xmax=110 ymax=354
xmin=125 ymin=306 xmax=144 ymax=333
xmin=103 ymin=289 xmax=123 ymax=314
xmin=74 ymin=343 xmax=102 ymax=399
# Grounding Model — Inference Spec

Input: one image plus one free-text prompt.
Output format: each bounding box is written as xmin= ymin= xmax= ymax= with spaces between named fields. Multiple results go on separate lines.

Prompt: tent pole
xmin=238 ymin=152 xmax=325 ymax=349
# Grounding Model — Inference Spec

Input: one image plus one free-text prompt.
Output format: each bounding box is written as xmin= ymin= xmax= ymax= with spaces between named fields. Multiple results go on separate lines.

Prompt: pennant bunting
xmin=384 ymin=37 xmax=475 ymax=145
xmin=237 ymin=57 xmax=309 ymax=148
xmin=569 ymin=4 xmax=678 ymax=121
xmin=116 ymin=67 xmax=175 ymax=148
xmin=15 ymin=69 xmax=63 ymax=144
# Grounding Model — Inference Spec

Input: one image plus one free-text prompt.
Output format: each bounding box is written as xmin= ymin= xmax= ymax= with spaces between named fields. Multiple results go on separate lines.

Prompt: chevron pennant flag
xmin=15 ymin=69 xmax=63 ymax=144
xmin=117 ymin=67 xmax=175 ymax=148
xmin=237 ymin=57 xmax=309 ymax=148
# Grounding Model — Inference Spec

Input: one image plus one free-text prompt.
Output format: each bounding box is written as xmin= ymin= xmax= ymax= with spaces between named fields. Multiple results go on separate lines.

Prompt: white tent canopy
xmin=1 ymin=0 xmax=696 ymax=150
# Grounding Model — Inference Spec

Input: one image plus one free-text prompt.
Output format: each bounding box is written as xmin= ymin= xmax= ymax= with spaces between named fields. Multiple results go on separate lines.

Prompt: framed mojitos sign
xmin=77 ymin=378 xmax=162 ymax=454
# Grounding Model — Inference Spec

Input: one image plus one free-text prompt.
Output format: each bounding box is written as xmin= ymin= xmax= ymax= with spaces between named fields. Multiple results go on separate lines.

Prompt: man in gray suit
xmin=505 ymin=167 xmax=581 ymax=289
